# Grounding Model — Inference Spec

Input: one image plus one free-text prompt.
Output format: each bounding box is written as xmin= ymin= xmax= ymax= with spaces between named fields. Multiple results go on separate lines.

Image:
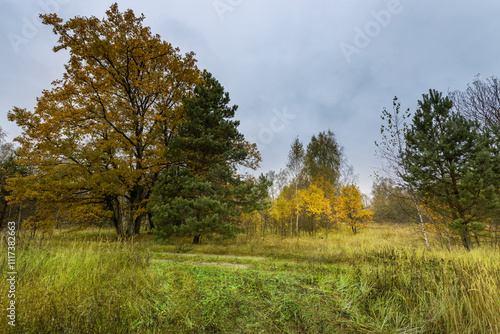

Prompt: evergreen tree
xmin=149 ymin=72 xmax=268 ymax=243
xmin=451 ymin=76 xmax=500 ymax=242
xmin=403 ymin=90 xmax=500 ymax=250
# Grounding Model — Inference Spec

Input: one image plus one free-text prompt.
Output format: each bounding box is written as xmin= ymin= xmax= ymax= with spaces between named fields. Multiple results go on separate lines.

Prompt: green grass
xmin=1 ymin=224 xmax=499 ymax=333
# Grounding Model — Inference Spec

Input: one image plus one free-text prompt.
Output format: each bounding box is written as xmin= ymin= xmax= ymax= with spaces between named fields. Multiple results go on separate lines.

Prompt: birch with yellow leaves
xmin=335 ymin=185 xmax=373 ymax=234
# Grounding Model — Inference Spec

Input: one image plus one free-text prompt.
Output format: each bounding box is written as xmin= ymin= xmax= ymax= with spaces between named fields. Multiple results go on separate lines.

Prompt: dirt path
xmin=150 ymin=258 xmax=251 ymax=269
xmin=150 ymin=252 xmax=268 ymax=269
xmin=159 ymin=253 xmax=266 ymax=260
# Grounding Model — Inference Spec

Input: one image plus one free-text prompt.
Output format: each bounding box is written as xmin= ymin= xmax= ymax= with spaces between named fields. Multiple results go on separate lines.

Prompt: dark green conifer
xmin=150 ymin=72 xmax=269 ymax=243
xmin=403 ymin=90 xmax=500 ymax=250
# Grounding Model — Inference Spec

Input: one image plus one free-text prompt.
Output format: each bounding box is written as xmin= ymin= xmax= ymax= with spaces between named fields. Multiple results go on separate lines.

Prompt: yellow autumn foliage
xmin=335 ymin=184 xmax=373 ymax=234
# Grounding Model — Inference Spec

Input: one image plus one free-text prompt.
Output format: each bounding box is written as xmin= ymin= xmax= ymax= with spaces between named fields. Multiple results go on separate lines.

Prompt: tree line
xmin=240 ymin=131 xmax=373 ymax=238
xmin=1 ymin=4 xmax=498 ymax=250
xmin=1 ymin=4 xmax=375 ymax=243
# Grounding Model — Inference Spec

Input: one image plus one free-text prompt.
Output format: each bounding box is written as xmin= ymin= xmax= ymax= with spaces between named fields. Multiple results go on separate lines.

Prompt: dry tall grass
xmin=0 ymin=223 xmax=498 ymax=333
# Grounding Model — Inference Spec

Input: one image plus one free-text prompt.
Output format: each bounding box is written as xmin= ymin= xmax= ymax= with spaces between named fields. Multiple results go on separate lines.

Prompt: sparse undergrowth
xmin=1 ymin=224 xmax=499 ymax=333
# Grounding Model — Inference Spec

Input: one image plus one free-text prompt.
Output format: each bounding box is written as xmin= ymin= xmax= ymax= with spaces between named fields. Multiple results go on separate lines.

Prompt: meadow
xmin=1 ymin=224 xmax=499 ymax=333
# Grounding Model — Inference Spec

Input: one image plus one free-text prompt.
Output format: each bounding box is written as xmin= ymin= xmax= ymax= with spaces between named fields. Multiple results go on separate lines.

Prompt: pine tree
xmin=403 ymin=90 xmax=500 ymax=250
xmin=149 ymin=72 xmax=268 ymax=243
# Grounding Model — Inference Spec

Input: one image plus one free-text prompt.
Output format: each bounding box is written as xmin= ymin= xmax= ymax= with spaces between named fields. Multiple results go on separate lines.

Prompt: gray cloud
xmin=1 ymin=0 xmax=500 ymax=195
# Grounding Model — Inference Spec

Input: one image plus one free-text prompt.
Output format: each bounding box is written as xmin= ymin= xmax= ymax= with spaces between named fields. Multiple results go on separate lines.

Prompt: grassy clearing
xmin=1 ymin=224 xmax=499 ymax=333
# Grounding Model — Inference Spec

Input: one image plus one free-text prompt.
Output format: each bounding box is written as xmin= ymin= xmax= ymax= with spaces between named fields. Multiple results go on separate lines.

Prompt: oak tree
xmin=8 ymin=4 xmax=201 ymax=237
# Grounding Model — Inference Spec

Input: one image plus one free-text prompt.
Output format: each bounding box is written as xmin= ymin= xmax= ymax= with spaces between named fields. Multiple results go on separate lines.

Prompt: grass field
xmin=1 ymin=224 xmax=499 ymax=333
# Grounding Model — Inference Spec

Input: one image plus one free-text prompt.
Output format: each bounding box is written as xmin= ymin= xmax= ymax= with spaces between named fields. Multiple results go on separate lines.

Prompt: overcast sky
xmin=1 ymin=0 xmax=500 ymax=195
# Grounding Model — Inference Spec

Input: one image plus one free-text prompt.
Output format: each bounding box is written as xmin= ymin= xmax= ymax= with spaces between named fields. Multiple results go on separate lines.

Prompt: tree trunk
xmin=495 ymin=221 xmax=499 ymax=251
xmin=473 ymin=232 xmax=481 ymax=247
xmin=109 ymin=198 xmax=125 ymax=238
xmin=126 ymin=185 xmax=147 ymax=237
xmin=134 ymin=214 xmax=142 ymax=235
xmin=0 ymin=198 xmax=7 ymax=230
xmin=147 ymin=212 xmax=155 ymax=230
xmin=17 ymin=202 xmax=22 ymax=225
xmin=456 ymin=212 xmax=473 ymax=251
xmin=412 ymin=196 xmax=431 ymax=251
xmin=296 ymin=212 xmax=299 ymax=237
xmin=446 ymin=225 xmax=452 ymax=251
xmin=460 ymin=226 xmax=473 ymax=251
xmin=126 ymin=206 xmax=136 ymax=237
